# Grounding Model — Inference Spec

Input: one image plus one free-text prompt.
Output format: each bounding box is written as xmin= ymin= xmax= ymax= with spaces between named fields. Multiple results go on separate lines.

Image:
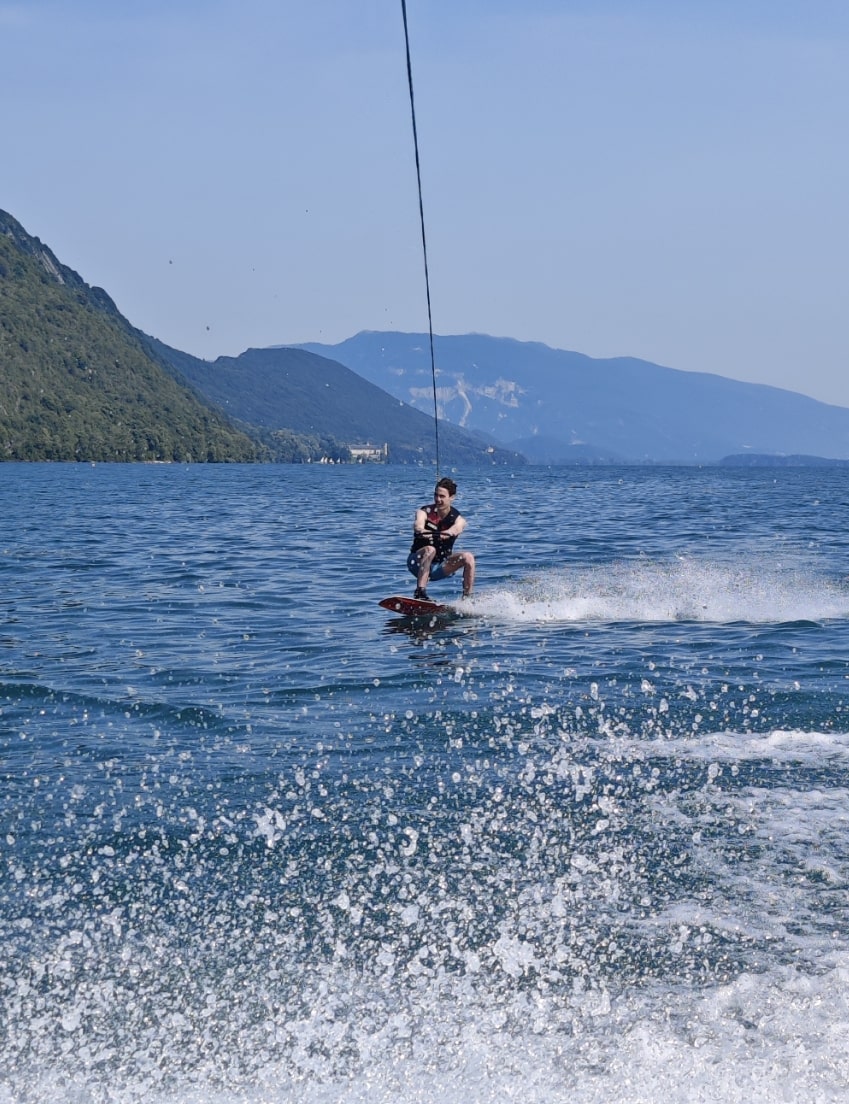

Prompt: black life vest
xmin=410 ymin=504 xmax=461 ymax=563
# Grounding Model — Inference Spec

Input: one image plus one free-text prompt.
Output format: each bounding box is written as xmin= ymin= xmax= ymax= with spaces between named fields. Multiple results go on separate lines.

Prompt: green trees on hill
xmin=0 ymin=214 xmax=260 ymax=462
xmin=264 ymin=428 xmax=352 ymax=463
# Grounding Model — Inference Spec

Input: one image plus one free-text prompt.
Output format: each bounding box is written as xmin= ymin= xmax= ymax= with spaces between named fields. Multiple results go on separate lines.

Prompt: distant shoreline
xmin=4 ymin=453 xmax=849 ymax=468
xmin=717 ymin=453 xmax=849 ymax=468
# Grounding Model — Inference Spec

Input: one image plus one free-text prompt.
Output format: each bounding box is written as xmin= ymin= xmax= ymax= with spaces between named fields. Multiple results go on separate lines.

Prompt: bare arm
xmin=413 ymin=507 xmax=431 ymax=539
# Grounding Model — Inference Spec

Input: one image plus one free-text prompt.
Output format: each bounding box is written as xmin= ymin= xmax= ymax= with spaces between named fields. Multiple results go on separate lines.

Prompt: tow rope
xmin=399 ymin=0 xmax=441 ymax=476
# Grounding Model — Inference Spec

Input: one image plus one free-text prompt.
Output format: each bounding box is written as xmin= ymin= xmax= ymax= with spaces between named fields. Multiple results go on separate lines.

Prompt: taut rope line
xmin=400 ymin=0 xmax=440 ymax=476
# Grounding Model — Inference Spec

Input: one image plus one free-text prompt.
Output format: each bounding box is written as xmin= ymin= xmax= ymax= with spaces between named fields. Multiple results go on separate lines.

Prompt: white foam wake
xmin=469 ymin=558 xmax=849 ymax=624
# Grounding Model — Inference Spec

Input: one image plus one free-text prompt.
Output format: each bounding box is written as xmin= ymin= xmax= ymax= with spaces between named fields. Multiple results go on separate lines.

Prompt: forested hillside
xmin=0 ymin=211 xmax=259 ymax=462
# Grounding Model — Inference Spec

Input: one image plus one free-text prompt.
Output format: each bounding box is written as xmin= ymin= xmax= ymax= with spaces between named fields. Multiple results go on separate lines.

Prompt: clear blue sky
xmin=3 ymin=0 xmax=848 ymax=405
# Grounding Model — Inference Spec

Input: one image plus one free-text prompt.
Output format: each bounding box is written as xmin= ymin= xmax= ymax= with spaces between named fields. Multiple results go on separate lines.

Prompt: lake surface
xmin=2 ymin=462 xmax=849 ymax=1103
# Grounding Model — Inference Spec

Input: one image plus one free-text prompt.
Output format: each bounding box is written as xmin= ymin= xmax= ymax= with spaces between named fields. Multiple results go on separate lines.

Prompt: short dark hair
xmin=436 ymin=476 xmax=457 ymax=497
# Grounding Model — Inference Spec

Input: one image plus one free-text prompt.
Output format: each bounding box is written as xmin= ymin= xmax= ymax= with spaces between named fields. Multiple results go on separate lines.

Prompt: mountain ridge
xmin=6 ymin=203 xmax=849 ymax=466
xmin=2 ymin=209 xmax=518 ymax=465
xmin=296 ymin=331 xmax=849 ymax=463
xmin=148 ymin=339 xmax=524 ymax=466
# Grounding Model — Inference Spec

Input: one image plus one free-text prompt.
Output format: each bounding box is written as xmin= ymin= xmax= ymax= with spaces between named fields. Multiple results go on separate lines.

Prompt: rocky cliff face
xmin=1 ymin=209 xmax=120 ymax=313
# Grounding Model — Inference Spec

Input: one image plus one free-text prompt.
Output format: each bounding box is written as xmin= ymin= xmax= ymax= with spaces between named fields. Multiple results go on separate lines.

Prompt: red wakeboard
xmin=379 ymin=595 xmax=449 ymax=617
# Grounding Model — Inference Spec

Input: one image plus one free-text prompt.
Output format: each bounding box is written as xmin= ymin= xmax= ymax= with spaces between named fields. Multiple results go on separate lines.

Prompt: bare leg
xmin=415 ymin=546 xmax=436 ymax=591
xmin=441 ymin=551 xmax=476 ymax=597
xmin=462 ymin=553 xmax=476 ymax=597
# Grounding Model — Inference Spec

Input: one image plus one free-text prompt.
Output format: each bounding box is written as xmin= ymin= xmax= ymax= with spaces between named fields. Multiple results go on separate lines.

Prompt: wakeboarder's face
xmin=434 ymin=486 xmax=452 ymax=514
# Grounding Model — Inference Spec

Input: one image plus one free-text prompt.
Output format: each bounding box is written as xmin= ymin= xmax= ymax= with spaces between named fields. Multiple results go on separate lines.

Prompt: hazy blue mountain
xmin=719 ymin=453 xmax=849 ymax=468
xmin=296 ymin=332 xmax=849 ymax=463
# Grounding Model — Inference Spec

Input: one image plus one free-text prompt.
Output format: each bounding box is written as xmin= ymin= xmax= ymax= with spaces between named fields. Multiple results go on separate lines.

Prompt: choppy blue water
xmin=2 ymin=462 xmax=849 ymax=1103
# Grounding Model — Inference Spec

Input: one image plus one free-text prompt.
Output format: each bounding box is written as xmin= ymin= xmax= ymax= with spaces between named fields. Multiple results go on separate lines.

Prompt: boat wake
xmin=468 ymin=557 xmax=849 ymax=625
